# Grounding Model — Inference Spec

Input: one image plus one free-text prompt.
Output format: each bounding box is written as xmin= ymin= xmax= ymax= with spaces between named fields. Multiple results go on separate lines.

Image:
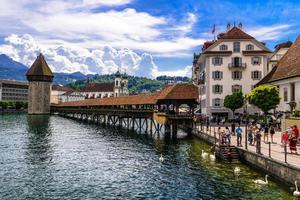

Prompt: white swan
xmin=234 ymin=167 xmax=240 ymax=176
xmin=159 ymin=154 xmax=164 ymax=162
xmin=294 ymin=180 xmax=300 ymax=197
xmin=254 ymin=175 xmax=268 ymax=185
xmin=210 ymin=152 xmax=216 ymax=161
xmin=201 ymin=150 xmax=208 ymax=159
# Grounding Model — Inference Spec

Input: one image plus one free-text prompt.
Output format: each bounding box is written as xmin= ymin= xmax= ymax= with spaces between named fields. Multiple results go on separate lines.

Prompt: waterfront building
xmin=0 ymin=80 xmax=28 ymax=101
xmin=60 ymin=91 xmax=85 ymax=103
xmin=192 ymin=25 xmax=271 ymax=118
xmin=51 ymin=84 xmax=85 ymax=104
xmin=267 ymin=41 xmax=292 ymax=73
xmin=26 ymin=54 xmax=53 ymax=114
xmin=258 ymin=36 xmax=300 ymax=112
xmin=81 ymin=71 xmax=128 ymax=99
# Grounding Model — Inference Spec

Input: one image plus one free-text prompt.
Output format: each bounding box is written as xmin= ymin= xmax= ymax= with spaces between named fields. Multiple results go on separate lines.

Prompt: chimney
xmin=238 ymin=22 xmax=243 ymax=30
xmin=226 ymin=22 xmax=231 ymax=32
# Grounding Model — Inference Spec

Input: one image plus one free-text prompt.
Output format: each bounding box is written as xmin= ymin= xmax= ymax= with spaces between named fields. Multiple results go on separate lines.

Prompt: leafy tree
xmin=224 ymin=92 xmax=245 ymax=114
xmin=247 ymin=85 xmax=280 ymax=114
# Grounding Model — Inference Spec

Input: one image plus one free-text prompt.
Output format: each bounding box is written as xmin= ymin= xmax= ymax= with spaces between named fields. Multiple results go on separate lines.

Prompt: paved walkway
xmin=196 ymin=125 xmax=300 ymax=168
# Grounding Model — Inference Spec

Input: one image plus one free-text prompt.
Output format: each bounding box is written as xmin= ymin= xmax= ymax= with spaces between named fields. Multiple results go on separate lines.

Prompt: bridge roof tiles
xmin=55 ymin=83 xmax=198 ymax=107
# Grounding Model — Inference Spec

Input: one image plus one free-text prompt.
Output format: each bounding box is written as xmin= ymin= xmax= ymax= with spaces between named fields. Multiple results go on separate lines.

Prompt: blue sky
xmin=0 ymin=0 xmax=300 ymax=77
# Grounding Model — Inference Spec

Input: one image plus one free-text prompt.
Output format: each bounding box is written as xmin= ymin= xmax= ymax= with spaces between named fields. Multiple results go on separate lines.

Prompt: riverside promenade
xmin=193 ymin=125 xmax=300 ymax=185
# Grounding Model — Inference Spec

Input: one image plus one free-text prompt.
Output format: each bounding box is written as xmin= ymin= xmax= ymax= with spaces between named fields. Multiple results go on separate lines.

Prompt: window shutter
xmin=232 ymin=71 xmax=234 ymax=79
xmin=212 ymin=85 xmax=215 ymax=93
xmin=251 ymin=71 xmax=253 ymax=79
xmin=240 ymin=71 xmax=242 ymax=80
xmin=212 ymin=72 xmax=214 ymax=79
xmin=220 ymin=85 xmax=223 ymax=93
xmin=258 ymin=57 xmax=262 ymax=64
xmin=240 ymin=85 xmax=242 ymax=92
xmin=220 ymin=72 xmax=223 ymax=79
xmin=239 ymin=57 xmax=242 ymax=65
xmin=212 ymin=99 xmax=215 ymax=106
xmin=251 ymin=57 xmax=254 ymax=65
xmin=220 ymin=57 xmax=223 ymax=65
xmin=212 ymin=57 xmax=215 ymax=65
xmin=232 ymin=85 xmax=234 ymax=93
xmin=259 ymin=71 xmax=262 ymax=79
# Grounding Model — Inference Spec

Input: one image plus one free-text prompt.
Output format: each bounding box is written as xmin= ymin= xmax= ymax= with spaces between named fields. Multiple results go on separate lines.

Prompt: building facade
xmin=81 ymin=71 xmax=128 ymax=99
xmin=267 ymin=41 xmax=292 ymax=73
xmin=0 ymin=80 xmax=28 ymax=101
xmin=192 ymin=26 xmax=271 ymax=118
xmin=258 ymin=36 xmax=300 ymax=112
xmin=26 ymin=54 xmax=53 ymax=114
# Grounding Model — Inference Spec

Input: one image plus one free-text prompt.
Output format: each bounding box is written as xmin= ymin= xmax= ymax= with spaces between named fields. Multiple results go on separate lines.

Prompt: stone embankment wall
xmin=192 ymin=129 xmax=300 ymax=186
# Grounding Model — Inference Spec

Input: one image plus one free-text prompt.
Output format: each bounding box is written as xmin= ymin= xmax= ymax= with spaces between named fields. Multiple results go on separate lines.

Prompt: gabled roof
xmin=82 ymin=82 xmax=114 ymax=92
xmin=55 ymin=84 xmax=199 ymax=107
xmin=258 ymin=36 xmax=300 ymax=84
xmin=26 ymin=53 xmax=53 ymax=77
xmin=52 ymin=84 xmax=73 ymax=92
xmin=218 ymin=27 xmax=254 ymax=40
xmin=275 ymin=41 xmax=293 ymax=50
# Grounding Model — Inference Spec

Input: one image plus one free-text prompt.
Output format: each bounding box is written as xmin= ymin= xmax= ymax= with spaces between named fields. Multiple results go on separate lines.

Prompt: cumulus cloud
xmin=0 ymin=34 xmax=176 ymax=78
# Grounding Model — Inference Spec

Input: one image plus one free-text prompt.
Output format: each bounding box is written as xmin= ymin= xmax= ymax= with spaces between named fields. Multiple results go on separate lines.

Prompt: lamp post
xmin=244 ymin=100 xmax=248 ymax=150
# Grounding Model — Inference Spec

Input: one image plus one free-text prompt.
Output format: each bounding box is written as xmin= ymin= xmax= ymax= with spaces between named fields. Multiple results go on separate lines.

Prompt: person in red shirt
xmin=293 ymin=125 xmax=299 ymax=144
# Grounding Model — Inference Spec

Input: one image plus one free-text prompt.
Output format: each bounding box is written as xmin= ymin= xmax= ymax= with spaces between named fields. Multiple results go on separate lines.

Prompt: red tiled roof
xmin=258 ymin=36 xmax=300 ymax=83
xmin=82 ymin=82 xmax=114 ymax=92
xmin=52 ymin=84 xmax=73 ymax=92
xmin=202 ymin=41 xmax=215 ymax=51
xmin=218 ymin=27 xmax=254 ymax=40
xmin=54 ymin=84 xmax=199 ymax=107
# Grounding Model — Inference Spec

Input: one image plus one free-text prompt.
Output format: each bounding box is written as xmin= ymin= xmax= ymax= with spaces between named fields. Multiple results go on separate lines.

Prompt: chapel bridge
xmin=51 ymin=84 xmax=198 ymax=138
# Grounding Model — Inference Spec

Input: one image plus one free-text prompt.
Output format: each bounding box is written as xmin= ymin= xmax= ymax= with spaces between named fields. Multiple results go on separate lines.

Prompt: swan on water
xmin=210 ymin=152 xmax=216 ymax=161
xmin=253 ymin=175 xmax=268 ymax=185
xmin=234 ymin=167 xmax=240 ymax=176
xmin=294 ymin=180 xmax=300 ymax=197
xmin=159 ymin=154 xmax=164 ymax=162
xmin=201 ymin=150 xmax=208 ymax=159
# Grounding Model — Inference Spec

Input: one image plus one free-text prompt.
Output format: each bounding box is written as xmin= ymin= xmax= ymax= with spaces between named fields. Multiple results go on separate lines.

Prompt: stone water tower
xmin=26 ymin=54 xmax=53 ymax=114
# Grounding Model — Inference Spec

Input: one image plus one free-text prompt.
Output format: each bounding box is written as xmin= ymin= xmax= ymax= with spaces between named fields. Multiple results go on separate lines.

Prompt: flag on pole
xmin=211 ymin=24 xmax=216 ymax=34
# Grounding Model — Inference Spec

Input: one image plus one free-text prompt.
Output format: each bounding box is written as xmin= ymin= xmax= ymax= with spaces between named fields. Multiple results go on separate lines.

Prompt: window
xmin=213 ymin=98 xmax=221 ymax=107
xmin=212 ymin=71 xmax=223 ymax=80
xmin=233 ymin=42 xmax=240 ymax=52
xmin=284 ymin=88 xmax=288 ymax=102
xmin=115 ymin=80 xmax=119 ymax=86
xmin=212 ymin=57 xmax=223 ymax=65
xmin=232 ymin=71 xmax=242 ymax=80
xmin=246 ymin=44 xmax=254 ymax=50
xmin=219 ymin=44 xmax=228 ymax=51
xmin=212 ymin=85 xmax=223 ymax=94
xmin=252 ymin=56 xmax=261 ymax=65
xmin=291 ymin=83 xmax=295 ymax=101
xmin=251 ymin=71 xmax=262 ymax=80
xmin=232 ymin=57 xmax=242 ymax=67
xmin=232 ymin=85 xmax=242 ymax=93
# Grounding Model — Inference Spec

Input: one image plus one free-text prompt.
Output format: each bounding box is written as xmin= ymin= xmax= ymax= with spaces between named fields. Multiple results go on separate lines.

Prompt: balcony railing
xmin=228 ymin=63 xmax=247 ymax=69
xmin=198 ymin=78 xmax=205 ymax=85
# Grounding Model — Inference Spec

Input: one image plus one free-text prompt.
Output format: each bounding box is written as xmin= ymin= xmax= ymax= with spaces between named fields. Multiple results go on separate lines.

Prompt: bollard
xmin=284 ymin=144 xmax=287 ymax=163
xmin=268 ymin=142 xmax=271 ymax=158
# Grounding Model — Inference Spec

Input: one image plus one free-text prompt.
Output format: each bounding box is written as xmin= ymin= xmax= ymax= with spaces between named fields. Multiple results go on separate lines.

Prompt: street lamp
xmin=244 ymin=100 xmax=248 ymax=150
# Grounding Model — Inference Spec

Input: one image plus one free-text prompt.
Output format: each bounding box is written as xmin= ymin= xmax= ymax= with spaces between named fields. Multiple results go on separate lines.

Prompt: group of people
xmin=281 ymin=125 xmax=299 ymax=154
xmin=216 ymin=123 xmax=299 ymax=155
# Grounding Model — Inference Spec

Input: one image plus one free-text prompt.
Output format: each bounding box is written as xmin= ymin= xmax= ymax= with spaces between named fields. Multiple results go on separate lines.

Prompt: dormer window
xmin=233 ymin=42 xmax=240 ymax=52
xmin=219 ymin=44 xmax=228 ymax=51
xmin=246 ymin=44 xmax=254 ymax=50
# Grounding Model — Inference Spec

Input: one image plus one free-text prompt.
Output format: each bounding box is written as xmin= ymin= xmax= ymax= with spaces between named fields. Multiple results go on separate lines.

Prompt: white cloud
xmin=83 ymin=0 xmax=133 ymax=6
xmin=0 ymin=34 xmax=174 ymax=78
xmin=153 ymin=65 xmax=192 ymax=77
xmin=247 ymin=24 xmax=292 ymax=41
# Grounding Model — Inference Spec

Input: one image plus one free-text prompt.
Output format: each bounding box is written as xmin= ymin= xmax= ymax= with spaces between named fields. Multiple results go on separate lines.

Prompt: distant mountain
xmin=0 ymin=54 xmax=93 ymax=84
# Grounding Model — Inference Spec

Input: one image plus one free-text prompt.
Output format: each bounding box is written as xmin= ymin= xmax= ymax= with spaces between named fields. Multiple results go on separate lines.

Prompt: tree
xmin=247 ymin=85 xmax=280 ymax=114
xmin=224 ymin=92 xmax=245 ymax=115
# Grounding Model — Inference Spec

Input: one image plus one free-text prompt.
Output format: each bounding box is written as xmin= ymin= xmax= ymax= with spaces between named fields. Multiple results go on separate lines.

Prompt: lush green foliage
xmin=247 ymin=85 xmax=280 ymax=114
xmin=0 ymin=100 xmax=28 ymax=110
xmin=224 ymin=92 xmax=245 ymax=113
xmin=68 ymin=74 xmax=165 ymax=93
xmin=156 ymin=75 xmax=191 ymax=83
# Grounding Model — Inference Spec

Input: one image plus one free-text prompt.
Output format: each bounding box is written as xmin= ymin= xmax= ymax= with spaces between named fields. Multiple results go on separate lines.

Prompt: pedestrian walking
xmin=276 ymin=118 xmax=281 ymax=131
xmin=248 ymin=126 xmax=254 ymax=145
xmin=236 ymin=126 xmax=243 ymax=147
xmin=263 ymin=125 xmax=269 ymax=143
xmin=270 ymin=125 xmax=275 ymax=143
xmin=225 ymin=127 xmax=231 ymax=145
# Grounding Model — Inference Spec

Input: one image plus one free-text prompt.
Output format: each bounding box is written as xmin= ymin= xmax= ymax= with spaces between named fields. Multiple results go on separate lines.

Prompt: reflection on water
xmin=0 ymin=114 xmax=296 ymax=200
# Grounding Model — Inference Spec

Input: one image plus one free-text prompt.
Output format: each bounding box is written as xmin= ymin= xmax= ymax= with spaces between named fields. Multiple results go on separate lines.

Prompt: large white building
xmin=258 ymin=36 xmax=300 ymax=112
xmin=81 ymin=71 xmax=129 ymax=99
xmin=192 ymin=26 xmax=271 ymax=118
xmin=0 ymin=80 xmax=28 ymax=101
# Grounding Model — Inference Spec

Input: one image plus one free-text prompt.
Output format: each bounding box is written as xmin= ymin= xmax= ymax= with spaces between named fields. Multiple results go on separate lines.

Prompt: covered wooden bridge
xmin=51 ymin=84 xmax=198 ymax=138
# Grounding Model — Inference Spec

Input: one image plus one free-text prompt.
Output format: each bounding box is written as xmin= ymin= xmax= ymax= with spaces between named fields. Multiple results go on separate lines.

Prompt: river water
xmin=0 ymin=114 xmax=295 ymax=200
